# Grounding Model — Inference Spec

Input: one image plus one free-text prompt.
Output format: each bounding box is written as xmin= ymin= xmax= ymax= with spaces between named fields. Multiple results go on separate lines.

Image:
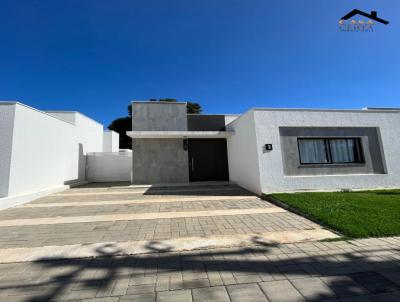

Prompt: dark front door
xmin=188 ymin=139 xmax=229 ymax=181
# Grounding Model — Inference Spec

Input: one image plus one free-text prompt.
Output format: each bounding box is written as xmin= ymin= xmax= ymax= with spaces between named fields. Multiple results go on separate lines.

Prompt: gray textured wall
xmin=132 ymin=102 xmax=187 ymax=131
xmin=132 ymin=139 xmax=189 ymax=183
xmin=279 ymin=127 xmax=386 ymax=176
xmin=131 ymin=102 xmax=189 ymax=183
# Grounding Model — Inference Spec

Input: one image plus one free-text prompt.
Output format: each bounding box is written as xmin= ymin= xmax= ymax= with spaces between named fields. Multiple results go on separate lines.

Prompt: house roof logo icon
xmin=340 ymin=9 xmax=389 ymax=25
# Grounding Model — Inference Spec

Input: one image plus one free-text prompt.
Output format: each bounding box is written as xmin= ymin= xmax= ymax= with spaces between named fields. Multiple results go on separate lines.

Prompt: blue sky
xmin=0 ymin=1 xmax=399 ymax=126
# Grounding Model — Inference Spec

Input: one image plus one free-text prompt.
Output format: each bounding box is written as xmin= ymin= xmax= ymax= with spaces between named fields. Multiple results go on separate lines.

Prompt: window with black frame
xmin=298 ymin=137 xmax=364 ymax=165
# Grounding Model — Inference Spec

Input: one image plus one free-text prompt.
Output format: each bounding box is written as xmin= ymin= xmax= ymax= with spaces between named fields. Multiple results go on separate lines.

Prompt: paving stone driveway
xmin=0 ymin=183 xmax=399 ymax=301
xmin=0 ymin=184 xmax=324 ymax=249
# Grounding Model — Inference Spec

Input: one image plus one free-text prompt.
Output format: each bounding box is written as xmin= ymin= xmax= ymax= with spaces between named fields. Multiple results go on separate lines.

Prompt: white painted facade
xmin=0 ymin=102 xmax=119 ymax=209
xmin=226 ymin=111 xmax=262 ymax=194
xmin=227 ymin=108 xmax=400 ymax=194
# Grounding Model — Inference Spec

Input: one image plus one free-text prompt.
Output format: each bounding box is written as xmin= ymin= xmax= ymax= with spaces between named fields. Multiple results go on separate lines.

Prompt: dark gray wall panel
xmin=187 ymin=115 xmax=226 ymax=131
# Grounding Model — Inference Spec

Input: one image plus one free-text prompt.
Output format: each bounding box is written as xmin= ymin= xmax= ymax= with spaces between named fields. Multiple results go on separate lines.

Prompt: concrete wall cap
xmin=131 ymin=101 xmax=187 ymax=105
xmin=46 ymin=110 xmax=103 ymax=127
xmin=1 ymin=102 xmax=75 ymax=125
xmin=252 ymin=107 xmax=400 ymax=114
xmin=0 ymin=101 xmax=20 ymax=105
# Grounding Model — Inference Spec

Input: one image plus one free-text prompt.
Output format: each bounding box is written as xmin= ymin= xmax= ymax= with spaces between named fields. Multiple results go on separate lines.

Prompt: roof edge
xmin=252 ymin=107 xmax=400 ymax=113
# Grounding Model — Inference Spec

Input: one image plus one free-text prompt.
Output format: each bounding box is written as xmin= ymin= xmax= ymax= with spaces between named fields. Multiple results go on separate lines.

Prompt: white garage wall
xmin=253 ymin=109 xmax=400 ymax=193
xmin=87 ymin=151 xmax=132 ymax=182
xmin=7 ymin=104 xmax=77 ymax=197
xmin=5 ymin=103 xmax=104 ymax=199
xmin=226 ymin=110 xmax=262 ymax=194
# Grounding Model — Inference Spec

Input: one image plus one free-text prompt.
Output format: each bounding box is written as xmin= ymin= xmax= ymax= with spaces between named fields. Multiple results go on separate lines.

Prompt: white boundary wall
xmin=0 ymin=102 xmax=104 ymax=206
xmin=87 ymin=151 xmax=132 ymax=182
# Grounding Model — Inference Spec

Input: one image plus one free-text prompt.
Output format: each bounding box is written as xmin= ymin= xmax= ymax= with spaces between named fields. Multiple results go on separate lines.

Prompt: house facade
xmin=127 ymin=101 xmax=400 ymax=194
xmin=1 ymin=100 xmax=399 ymax=210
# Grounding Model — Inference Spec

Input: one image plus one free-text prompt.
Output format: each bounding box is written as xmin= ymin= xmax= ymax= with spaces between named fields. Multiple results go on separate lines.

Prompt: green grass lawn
xmin=270 ymin=189 xmax=400 ymax=238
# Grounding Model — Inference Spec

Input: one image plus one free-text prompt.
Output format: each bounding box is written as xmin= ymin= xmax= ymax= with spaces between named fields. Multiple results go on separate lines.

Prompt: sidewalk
xmin=0 ymin=237 xmax=399 ymax=301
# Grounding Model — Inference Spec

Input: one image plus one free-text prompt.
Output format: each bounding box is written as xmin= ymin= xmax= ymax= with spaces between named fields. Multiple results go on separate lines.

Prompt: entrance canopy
xmin=126 ymin=131 xmax=234 ymax=139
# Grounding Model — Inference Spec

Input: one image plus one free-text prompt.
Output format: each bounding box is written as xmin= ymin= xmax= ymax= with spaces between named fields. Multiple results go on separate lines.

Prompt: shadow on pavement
xmin=73 ymin=182 xmax=256 ymax=197
xmin=1 ymin=237 xmax=399 ymax=302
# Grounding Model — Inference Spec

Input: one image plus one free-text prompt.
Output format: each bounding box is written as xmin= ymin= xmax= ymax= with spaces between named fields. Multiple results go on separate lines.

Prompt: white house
xmin=1 ymin=100 xmax=399 ymax=210
xmin=227 ymin=108 xmax=400 ymax=194
xmin=127 ymin=102 xmax=400 ymax=194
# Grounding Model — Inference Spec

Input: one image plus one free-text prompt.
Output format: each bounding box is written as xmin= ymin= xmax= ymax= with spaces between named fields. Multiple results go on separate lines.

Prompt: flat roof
xmin=127 ymin=131 xmax=234 ymax=139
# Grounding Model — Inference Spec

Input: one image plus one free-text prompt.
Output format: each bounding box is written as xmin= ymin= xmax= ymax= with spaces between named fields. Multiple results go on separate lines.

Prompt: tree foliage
xmin=107 ymin=117 xmax=132 ymax=149
xmin=186 ymin=102 xmax=202 ymax=114
xmin=109 ymin=99 xmax=202 ymax=149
